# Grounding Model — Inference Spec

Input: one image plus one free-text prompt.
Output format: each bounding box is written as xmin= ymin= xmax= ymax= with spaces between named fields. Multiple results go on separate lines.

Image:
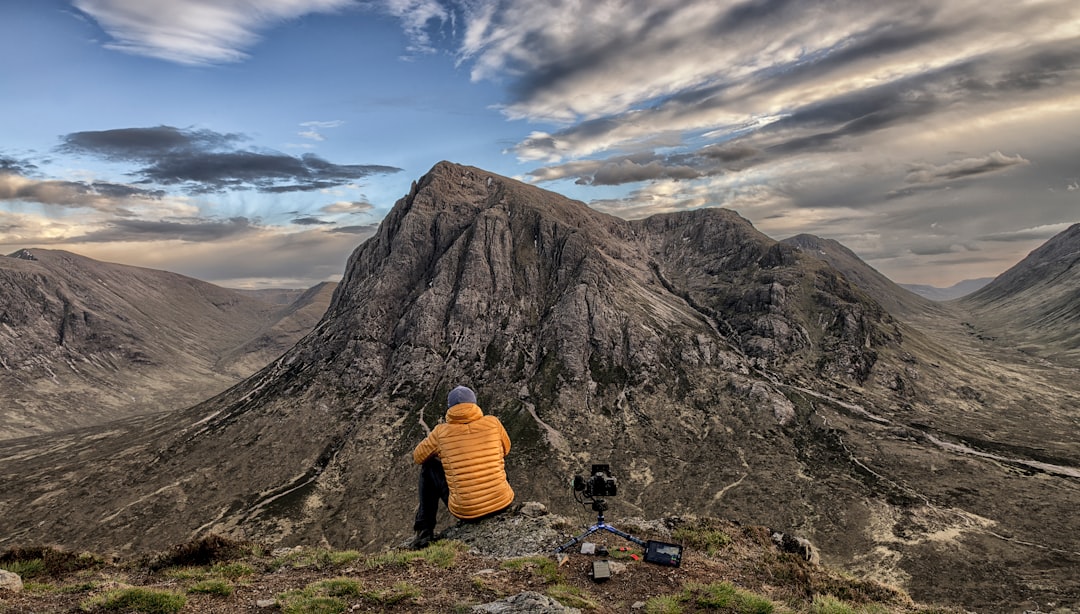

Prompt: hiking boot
xmin=408 ymin=529 xmax=434 ymax=550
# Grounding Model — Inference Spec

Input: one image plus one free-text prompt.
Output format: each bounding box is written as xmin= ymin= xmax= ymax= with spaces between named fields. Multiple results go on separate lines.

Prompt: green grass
xmin=672 ymin=525 xmax=732 ymax=557
xmin=365 ymin=540 xmax=465 ymax=570
xmin=814 ymin=594 xmax=859 ymax=613
xmin=277 ymin=586 xmax=347 ymax=614
xmin=363 ymin=581 xmax=420 ymax=605
xmin=327 ymin=550 xmax=361 ymax=566
xmin=311 ymin=577 xmax=363 ymax=598
xmin=547 ymin=583 xmax=598 ymax=610
xmin=79 ymin=587 xmax=186 ymax=613
xmin=210 ymin=561 xmax=255 ymax=580
xmin=278 ymin=593 xmax=347 ymax=614
xmin=500 ymin=556 xmax=560 ymax=584
xmin=270 ymin=547 xmax=337 ymax=571
xmin=162 ymin=560 xmax=254 ymax=582
xmin=0 ymin=558 xmax=45 ymax=577
xmin=644 ymin=594 xmax=683 ymax=614
xmin=685 ymin=582 xmax=774 ymax=613
xmin=643 ymin=582 xmax=776 ymax=614
xmin=277 ymin=576 xmax=419 ymax=612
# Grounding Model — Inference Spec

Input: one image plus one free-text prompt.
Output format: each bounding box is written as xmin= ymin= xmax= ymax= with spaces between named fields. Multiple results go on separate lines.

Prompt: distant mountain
xmin=1 ymin=164 xmax=1077 ymax=613
xmin=233 ymin=288 xmax=309 ymax=306
xmin=781 ymin=234 xmax=938 ymax=317
xmin=900 ymin=278 xmax=993 ymax=301
xmin=958 ymin=223 xmax=1080 ymax=364
xmin=0 ymin=250 xmax=329 ymax=439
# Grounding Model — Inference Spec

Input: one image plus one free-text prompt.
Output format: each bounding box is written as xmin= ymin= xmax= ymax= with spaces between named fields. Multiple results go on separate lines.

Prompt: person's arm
xmin=498 ymin=419 xmax=511 ymax=456
xmin=413 ymin=430 xmax=439 ymax=465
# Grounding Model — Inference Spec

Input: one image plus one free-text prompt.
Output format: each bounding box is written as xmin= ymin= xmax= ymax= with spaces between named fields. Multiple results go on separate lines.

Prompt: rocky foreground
xmin=0 ymin=504 xmax=954 ymax=613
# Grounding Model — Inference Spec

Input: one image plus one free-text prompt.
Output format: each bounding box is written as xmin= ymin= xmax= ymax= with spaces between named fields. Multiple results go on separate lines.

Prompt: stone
xmin=472 ymin=590 xmax=581 ymax=613
xmin=0 ymin=569 xmax=23 ymax=593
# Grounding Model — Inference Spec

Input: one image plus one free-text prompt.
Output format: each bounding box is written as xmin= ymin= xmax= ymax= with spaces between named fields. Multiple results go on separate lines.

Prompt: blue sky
xmin=2 ymin=0 xmax=1078 ymax=288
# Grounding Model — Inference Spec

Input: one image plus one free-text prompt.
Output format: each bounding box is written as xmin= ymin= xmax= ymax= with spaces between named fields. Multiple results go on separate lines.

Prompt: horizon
xmin=2 ymin=1 xmax=1078 ymax=288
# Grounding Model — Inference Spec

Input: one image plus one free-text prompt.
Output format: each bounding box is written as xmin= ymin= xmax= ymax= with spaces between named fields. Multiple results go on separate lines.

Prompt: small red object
xmin=630 ymin=554 xmax=640 ymax=561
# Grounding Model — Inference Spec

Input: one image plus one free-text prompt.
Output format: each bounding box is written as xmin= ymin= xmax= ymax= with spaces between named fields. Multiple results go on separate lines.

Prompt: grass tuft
xmin=673 ymin=523 xmax=732 ymax=557
xmin=79 ymin=587 xmax=186 ymax=613
xmin=500 ymin=556 xmax=560 ymax=584
xmin=365 ymin=540 xmax=466 ymax=570
xmin=547 ymin=583 xmax=599 ymax=610
xmin=644 ymin=594 xmax=683 ymax=614
xmin=0 ymin=547 xmax=101 ymax=578
xmin=311 ymin=577 xmax=363 ymax=598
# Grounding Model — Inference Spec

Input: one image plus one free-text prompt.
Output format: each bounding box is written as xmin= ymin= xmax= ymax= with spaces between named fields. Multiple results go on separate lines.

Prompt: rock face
xmin=0 ymin=250 xmax=332 ymax=439
xmin=781 ymin=234 xmax=940 ymax=318
xmin=0 ymin=162 xmax=1077 ymax=614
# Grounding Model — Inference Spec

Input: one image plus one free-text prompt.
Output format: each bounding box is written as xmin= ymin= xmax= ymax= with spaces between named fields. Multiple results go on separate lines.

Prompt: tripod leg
xmin=554 ymin=525 xmax=603 ymax=553
xmin=600 ymin=524 xmax=646 ymax=547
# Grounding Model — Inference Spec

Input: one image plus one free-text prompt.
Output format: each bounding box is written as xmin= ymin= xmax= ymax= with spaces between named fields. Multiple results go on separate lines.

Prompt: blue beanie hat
xmin=448 ymin=385 xmax=477 ymax=408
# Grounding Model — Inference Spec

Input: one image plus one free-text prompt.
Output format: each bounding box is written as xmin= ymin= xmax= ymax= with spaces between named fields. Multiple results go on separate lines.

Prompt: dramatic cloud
xmin=73 ymin=0 xmax=354 ymax=65
xmin=59 ymin=126 xmax=401 ymax=193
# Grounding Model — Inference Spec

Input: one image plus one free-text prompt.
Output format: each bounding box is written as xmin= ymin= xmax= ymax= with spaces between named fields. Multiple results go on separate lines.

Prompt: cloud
xmin=59 ymin=125 xmax=245 ymax=162
xmin=977 ymin=223 xmax=1076 ymax=243
xmin=377 ymin=0 xmax=452 ymax=56
xmin=1 ymin=155 xmax=39 ymax=176
xmin=59 ymin=126 xmax=402 ymax=193
xmin=320 ymin=200 xmax=374 ymax=214
xmin=291 ymin=216 xmax=334 ymax=226
xmin=0 ymin=172 xmax=166 ymax=211
xmin=905 ymin=152 xmax=1030 ymax=184
xmin=73 ymin=0 xmax=354 ymax=65
xmin=298 ymin=120 xmax=344 ymax=142
xmin=330 ymin=224 xmax=380 ymax=234
xmin=72 ymin=216 xmax=259 ymax=242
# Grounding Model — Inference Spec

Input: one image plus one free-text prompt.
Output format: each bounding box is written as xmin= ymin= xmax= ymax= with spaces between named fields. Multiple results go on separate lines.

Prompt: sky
xmin=1 ymin=0 xmax=1078 ymax=289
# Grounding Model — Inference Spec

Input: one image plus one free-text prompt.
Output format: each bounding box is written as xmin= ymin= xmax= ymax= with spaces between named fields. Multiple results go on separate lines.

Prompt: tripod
xmin=555 ymin=497 xmax=645 ymax=553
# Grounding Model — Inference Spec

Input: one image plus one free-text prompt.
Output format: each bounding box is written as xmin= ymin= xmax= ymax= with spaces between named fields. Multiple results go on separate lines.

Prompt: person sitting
xmin=410 ymin=385 xmax=514 ymax=549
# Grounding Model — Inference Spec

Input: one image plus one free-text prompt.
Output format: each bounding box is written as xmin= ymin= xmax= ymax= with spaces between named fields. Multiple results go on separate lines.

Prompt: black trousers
xmin=413 ymin=457 xmax=449 ymax=533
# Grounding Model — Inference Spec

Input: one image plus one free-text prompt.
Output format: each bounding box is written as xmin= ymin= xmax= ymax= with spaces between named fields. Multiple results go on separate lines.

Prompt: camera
xmin=573 ymin=464 xmax=618 ymax=498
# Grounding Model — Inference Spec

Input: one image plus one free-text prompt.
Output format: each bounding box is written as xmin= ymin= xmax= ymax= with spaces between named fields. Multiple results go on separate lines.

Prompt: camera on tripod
xmin=557 ymin=462 xmax=684 ymax=567
xmin=573 ymin=464 xmax=617 ymax=498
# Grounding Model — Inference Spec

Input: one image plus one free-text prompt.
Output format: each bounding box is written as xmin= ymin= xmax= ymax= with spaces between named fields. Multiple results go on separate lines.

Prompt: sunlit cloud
xmin=73 ymin=0 xmax=354 ymax=65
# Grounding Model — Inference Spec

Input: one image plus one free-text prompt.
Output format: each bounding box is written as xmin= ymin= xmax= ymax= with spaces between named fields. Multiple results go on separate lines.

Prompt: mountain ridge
xmin=0 ymin=248 xmax=330 ymax=439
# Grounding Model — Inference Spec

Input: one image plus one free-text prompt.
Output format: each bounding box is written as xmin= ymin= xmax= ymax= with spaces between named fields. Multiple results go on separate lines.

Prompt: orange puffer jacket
xmin=413 ymin=402 xmax=514 ymax=520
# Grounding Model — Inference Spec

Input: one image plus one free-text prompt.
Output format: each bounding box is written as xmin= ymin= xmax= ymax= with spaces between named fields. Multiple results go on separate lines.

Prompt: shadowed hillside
xmin=957 ymin=223 xmax=1080 ymax=366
